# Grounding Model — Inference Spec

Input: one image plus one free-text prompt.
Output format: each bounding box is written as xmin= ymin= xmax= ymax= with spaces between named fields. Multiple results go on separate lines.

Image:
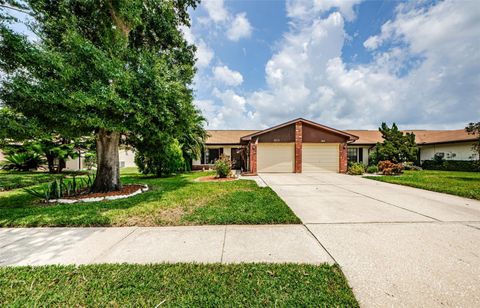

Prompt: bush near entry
xmin=215 ymin=155 xmax=232 ymax=178
xmin=348 ymin=163 xmax=365 ymax=175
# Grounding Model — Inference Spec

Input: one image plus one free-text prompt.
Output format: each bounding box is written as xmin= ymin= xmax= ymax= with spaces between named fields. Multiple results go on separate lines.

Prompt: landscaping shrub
xmin=348 ymin=162 xmax=365 ymax=175
xmin=215 ymin=155 xmax=232 ymax=178
xmin=421 ymin=159 xmax=480 ymax=172
xmin=135 ymin=139 xmax=186 ymax=177
xmin=366 ymin=165 xmax=378 ymax=174
xmin=1 ymin=152 xmax=45 ymax=171
xmin=378 ymin=160 xmax=404 ymax=175
xmin=24 ymin=174 xmax=96 ymax=202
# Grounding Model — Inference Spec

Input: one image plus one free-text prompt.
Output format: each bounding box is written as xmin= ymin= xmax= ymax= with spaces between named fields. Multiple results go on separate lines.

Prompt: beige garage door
xmin=302 ymin=143 xmax=339 ymax=172
xmin=257 ymin=143 xmax=294 ymax=173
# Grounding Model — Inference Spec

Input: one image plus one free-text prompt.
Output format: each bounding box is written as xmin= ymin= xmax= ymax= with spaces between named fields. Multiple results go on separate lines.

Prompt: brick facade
xmin=295 ymin=121 xmax=302 ymax=173
xmin=249 ymin=140 xmax=257 ymax=174
xmin=339 ymin=143 xmax=348 ymax=173
xmin=246 ymin=119 xmax=354 ymax=174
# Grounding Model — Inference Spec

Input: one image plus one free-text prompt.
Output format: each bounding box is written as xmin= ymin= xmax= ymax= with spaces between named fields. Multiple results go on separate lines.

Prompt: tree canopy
xmin=465 ymin=122 xmax=480 ymax=161
xmin=0 ymin=0 xmax=206 ymax=191
xmin=372 ymin=123 xmax=418 ymax=164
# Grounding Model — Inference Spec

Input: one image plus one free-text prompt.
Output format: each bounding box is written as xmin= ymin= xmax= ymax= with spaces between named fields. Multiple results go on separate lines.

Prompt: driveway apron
xmin=260 ymin=172 xmax=480 ymax=307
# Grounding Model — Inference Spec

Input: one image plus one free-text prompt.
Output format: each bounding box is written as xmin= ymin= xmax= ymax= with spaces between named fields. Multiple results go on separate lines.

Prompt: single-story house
xmin=65 ymin=147 xmax=136 ymax=170
xmin=1 ymin=118 xmax=476 ymax=173
xmin=192 ymin=118 xmax=478 ymax=174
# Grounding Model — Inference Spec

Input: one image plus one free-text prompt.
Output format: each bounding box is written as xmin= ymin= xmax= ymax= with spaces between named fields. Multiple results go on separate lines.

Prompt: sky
xmin=185 ymin=0 xmax=480 ymax=130
xmin=5 ymin=0 xmax=480 ymax=130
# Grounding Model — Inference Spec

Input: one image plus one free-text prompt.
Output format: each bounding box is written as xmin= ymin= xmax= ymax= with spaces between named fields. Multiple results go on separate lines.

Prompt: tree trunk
xmin=92 ymin=129 xmax=122 ymax=192
xmin=46 ymin=154 xmax=56 ymax=173
xmin=58 ymin=158 xmax=66 ymax=173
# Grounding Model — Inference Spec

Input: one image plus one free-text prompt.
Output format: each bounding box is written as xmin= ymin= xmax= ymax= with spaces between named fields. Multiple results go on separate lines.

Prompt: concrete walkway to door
xmin=260 ymin=172 xmax=480 ymax=307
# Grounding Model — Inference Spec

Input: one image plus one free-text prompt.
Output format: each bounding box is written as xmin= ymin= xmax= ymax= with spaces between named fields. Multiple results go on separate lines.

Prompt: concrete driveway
xmin=260 ymin=172 xmax=480 ymax=307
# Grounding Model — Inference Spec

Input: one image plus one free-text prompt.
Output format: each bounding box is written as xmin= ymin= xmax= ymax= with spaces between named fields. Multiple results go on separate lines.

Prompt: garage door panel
xmin=257 ymin=143 xmax=294 ymax=173
xmin=302 ymin=144 xmax=339 ymax=172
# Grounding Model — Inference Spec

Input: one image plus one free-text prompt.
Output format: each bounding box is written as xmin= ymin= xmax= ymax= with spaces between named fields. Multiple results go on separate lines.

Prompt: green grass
xmin=365 ymin=170 xmax=480 ymax=200
xmin=0 ymin=170 xmax=73 ymax=191
xmin=0 ymin=168 xmax=300 ymax=227
xmin=0 ymin=263 xmax=358 ymax=307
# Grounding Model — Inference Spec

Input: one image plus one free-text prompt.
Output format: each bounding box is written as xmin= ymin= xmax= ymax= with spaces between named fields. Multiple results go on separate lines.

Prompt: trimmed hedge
xmin=421 ymin=160 xmax=480 ymax=172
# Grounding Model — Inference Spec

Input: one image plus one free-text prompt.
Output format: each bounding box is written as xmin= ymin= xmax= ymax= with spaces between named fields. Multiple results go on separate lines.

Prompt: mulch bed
xmin=65 ymin=185 xmax=145 ymax=200
xmin=196 ymin=176 xmax=237 ymax=182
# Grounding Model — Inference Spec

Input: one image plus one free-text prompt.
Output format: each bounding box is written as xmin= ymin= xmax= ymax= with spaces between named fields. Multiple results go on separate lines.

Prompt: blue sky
xmin=5 ymin=0 xmax=480 ymax=130
xmin=187 ymin=0 xmax=480 ymax=130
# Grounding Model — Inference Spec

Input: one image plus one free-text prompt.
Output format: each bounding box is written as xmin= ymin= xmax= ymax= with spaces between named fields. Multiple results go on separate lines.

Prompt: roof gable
xmin=241 ymin=118 xmax=358 ymax=142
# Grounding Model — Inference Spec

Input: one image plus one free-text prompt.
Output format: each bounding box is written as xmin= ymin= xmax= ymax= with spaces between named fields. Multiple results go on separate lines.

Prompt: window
xmin=206 ymin=148 xmax=223 ymax=164
xmin=347 ymin=148 xmax=358 ymax=163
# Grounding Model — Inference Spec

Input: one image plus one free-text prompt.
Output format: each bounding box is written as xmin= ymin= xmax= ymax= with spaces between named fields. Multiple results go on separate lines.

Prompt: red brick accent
xmin=249 ymin=140 xmax=257 ymax=174
xmin=339 ymin=143 xmax=348 ymax=173
xmin=295 ymin=121 xmax=302 ymax=173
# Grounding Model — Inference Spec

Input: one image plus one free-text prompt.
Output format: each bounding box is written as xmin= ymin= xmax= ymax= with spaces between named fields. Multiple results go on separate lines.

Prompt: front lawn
xmin=0 ymin=168 xmax=300 ymax=227
xmin=0 ymin=263 xmax=358 ymax=307
xmin=0 ymin=170 xmax=85 ymax=191
xmin=365 ymin=170 xmax=480 ymax=200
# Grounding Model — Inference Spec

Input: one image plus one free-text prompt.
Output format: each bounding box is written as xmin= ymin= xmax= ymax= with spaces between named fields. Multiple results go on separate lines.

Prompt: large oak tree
xmin=0 ymin=0 xmax=205 ymax=191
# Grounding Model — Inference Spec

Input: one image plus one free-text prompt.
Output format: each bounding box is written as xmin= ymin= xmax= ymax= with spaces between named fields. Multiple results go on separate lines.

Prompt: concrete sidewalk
xmin=0 ymin=225 xmax=332 ymax=266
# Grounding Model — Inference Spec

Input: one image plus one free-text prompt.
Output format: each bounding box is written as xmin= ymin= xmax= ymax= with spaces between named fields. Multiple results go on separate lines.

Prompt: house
xmin=64 ymin=147 xmax=136 ymax=171
xmin=1 ymin=118 xmax=476 ymax=173
xmin=192 ymin=118 xmax=478 ymax=174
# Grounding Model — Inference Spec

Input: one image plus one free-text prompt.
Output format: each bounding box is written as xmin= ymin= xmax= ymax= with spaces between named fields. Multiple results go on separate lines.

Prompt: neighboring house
xmin=193 ymin=118 xmax=478 ymax=174
xmin=65 ymin=148 xmax=136 ymax=171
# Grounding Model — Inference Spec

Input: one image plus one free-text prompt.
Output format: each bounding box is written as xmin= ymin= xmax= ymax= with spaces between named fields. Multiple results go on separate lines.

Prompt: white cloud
xmin=363 ymin=35 xmax=381 ymax=50
xmin=227 ymin=13 xmax=252 ymax=41
xmin=180 ymin=25 xmax=195 ymax=44
xmin=254 ymin=0 xmax=480 ymax=129
xmin=213 ymin=65 xmax=244 ymax=86
xmin=196 ymin=40 xmax=214 ymax=68
xmin=198 ymin=0 xmax=480 ymax=129
xmin=201 ymin=1 xmax=253 ymax=41
xmin=205 ymin=89 xmax=253 ymax=128
xmin=180 ymin=25 xmax=214 ymax=68
xmin=203 ymin=0 xmax=229 ymax=23
xmin=286 ymin=0 xmax=362 ymax=21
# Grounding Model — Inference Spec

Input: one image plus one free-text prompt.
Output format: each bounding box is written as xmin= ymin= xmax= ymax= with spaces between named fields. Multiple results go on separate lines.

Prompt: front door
xmin=230 ymin=147 xmax=243 ymax=170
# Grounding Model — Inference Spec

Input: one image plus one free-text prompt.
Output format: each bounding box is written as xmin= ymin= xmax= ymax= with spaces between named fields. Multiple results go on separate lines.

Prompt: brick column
xmin=295 ymin=121 xmax=302 ymax=173
xmin=249 ymin=140 xmax=257 ymax=174
xmin=339 ymin=143 xmax=348 ymax=173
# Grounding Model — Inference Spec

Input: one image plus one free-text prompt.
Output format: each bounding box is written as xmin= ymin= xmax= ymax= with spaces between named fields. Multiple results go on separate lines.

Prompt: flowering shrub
xmin=378 ymin=160 xmax=404 ymax=175
xmin=215 ymin=155 xmax=232 ymax=178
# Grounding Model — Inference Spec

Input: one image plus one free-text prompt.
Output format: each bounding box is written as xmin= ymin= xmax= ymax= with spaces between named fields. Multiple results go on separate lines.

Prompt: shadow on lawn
xmin=0 ymin=173 xmax=193 ymax=227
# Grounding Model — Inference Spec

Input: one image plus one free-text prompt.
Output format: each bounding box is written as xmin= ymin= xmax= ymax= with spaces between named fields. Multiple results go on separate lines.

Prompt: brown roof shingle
xmin=206 ymin=129 xmax=477 ymax=145
xmin=206 ymin=130 xmax=259 ymax=144
xmin=346 ymin=129 xmax=477 ymax=145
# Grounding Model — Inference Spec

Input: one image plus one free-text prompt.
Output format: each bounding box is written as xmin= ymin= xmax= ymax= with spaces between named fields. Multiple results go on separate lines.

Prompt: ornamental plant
xmin=215 ymin=155 xmax=232 ymax=178
xmin=348 ymin=162 xmax=365 ymax=175
xmin=378 ymin=160 xmax=404 ymax=175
